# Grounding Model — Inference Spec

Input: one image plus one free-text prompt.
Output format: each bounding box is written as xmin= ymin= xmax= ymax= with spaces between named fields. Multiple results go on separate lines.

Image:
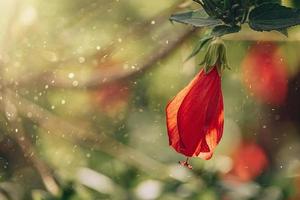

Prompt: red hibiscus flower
xmin=166 ymin=67 xmax=224 ymax=161
xmin=242 ymin=41 xmax=288 ymax=105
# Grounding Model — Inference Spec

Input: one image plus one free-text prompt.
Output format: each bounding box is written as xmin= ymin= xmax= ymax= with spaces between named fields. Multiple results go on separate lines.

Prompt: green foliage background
xmin=0 ymin=0 xmax=300 ymax=200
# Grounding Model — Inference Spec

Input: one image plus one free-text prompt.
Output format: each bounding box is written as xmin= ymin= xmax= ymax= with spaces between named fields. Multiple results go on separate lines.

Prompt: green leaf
xmin=249 ymin=3 xmax=300 ymax=32
xmin=211 ymin=25 xmax=241 ymax=37
xmin=223 ymin=0 xmax=231 ymax=10
xmin=202 ymin=0 xmax=224 ymax=18
xmin=254 ymin=0 xmax=280 ymax=5
xmin=276 ymin=28 xmax=289 ymax=37
xmin=186 ymin=36 xmax=213 ymax=61
xmin=170 ymin=10 xmax=223 ymax=27
xmin=292 ymin=0 xmax=300 ymax=8
xmin=198 ymin=0 xmax=215 ymax=17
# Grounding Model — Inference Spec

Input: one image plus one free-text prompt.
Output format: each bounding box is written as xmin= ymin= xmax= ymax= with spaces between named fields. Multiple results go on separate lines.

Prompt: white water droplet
xmin=68 ymin=73 xmax=75 ymax=79
xmin=72 ymin=80 xmax=79 ymax=87
xmin=78 ymin=57 xmax=85 ymax=63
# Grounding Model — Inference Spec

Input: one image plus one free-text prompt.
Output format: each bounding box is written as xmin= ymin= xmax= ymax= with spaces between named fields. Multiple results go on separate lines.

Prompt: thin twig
xmin=2 ymin=79 xmax=60 ymax=196
xmin=6 ymin=114 xmax=60 ymax=196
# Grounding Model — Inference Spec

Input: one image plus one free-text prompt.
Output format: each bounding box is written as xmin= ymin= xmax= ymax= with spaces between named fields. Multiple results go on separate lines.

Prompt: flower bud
xmin=200 ymin=38 xmax=229 ymax=75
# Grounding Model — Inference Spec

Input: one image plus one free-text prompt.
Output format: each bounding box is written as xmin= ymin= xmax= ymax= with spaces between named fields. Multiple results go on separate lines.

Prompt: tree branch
xmin=16 ymin=28 xmax=195 ymax=90
xmin=3 ymin=95 xmax=60 ymax=196
xmin=6 ymin=90 xmax=196 ymax=181
xmin=12 ymin=1 xmax=192 ymax=90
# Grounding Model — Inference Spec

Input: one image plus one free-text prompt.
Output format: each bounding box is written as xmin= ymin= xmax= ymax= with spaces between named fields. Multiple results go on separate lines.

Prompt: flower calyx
xmin=200 ymin=38 xmax=230 ymax=76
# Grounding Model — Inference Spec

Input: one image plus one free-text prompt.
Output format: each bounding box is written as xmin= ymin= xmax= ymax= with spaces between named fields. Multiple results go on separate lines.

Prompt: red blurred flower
xmin=91 ymin=58 xmax=130 ymax=117
xmin=242 ymin=41 xmax=288 ymax=105
xmin=166 ymin=67 xmax=224 ymax=160
xmin=92 ymin=82 xmax=130 ymax=116
xmin=229 ymin=142 xmax=268 ymax=182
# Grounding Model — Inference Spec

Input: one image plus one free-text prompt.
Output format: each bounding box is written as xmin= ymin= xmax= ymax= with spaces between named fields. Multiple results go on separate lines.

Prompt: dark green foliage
xmin=211 ymin=24 xmax=241 ymax=37
xmin=170 ymin=10 xmax=223 ymax=27
xmin=249 ymin=3 xmax=300 ymax=32
xmin=170 ymin=1 xmax=300 ymax=59
xmin=171 ymin=1 xmax=300 ymax=35
xmin=59 ymin=182 xmax=76 ymax=200
xmin=292 ymin=0 xmax=300 ymax=8
xmin=254 ymin=0 xmax=281 ymax=5
xmin=192 ymin=0 xmax=250 ymax=25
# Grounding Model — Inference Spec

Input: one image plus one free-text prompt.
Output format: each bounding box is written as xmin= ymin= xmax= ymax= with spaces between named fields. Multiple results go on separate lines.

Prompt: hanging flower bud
xmin=166 ymin=38 xmax=228 ymax=164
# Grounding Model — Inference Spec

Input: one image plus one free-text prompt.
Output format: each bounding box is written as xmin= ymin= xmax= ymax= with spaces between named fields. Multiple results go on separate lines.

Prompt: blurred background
xmin=0 ymin=0 xmax=300 ymax=199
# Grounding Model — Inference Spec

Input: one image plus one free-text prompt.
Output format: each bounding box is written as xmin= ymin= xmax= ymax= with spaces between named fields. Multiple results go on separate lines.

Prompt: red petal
xmin=166 ymin=68 xmax=224 ymax=159
xmin=166 ymin=70 xmax=203 ymax=155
